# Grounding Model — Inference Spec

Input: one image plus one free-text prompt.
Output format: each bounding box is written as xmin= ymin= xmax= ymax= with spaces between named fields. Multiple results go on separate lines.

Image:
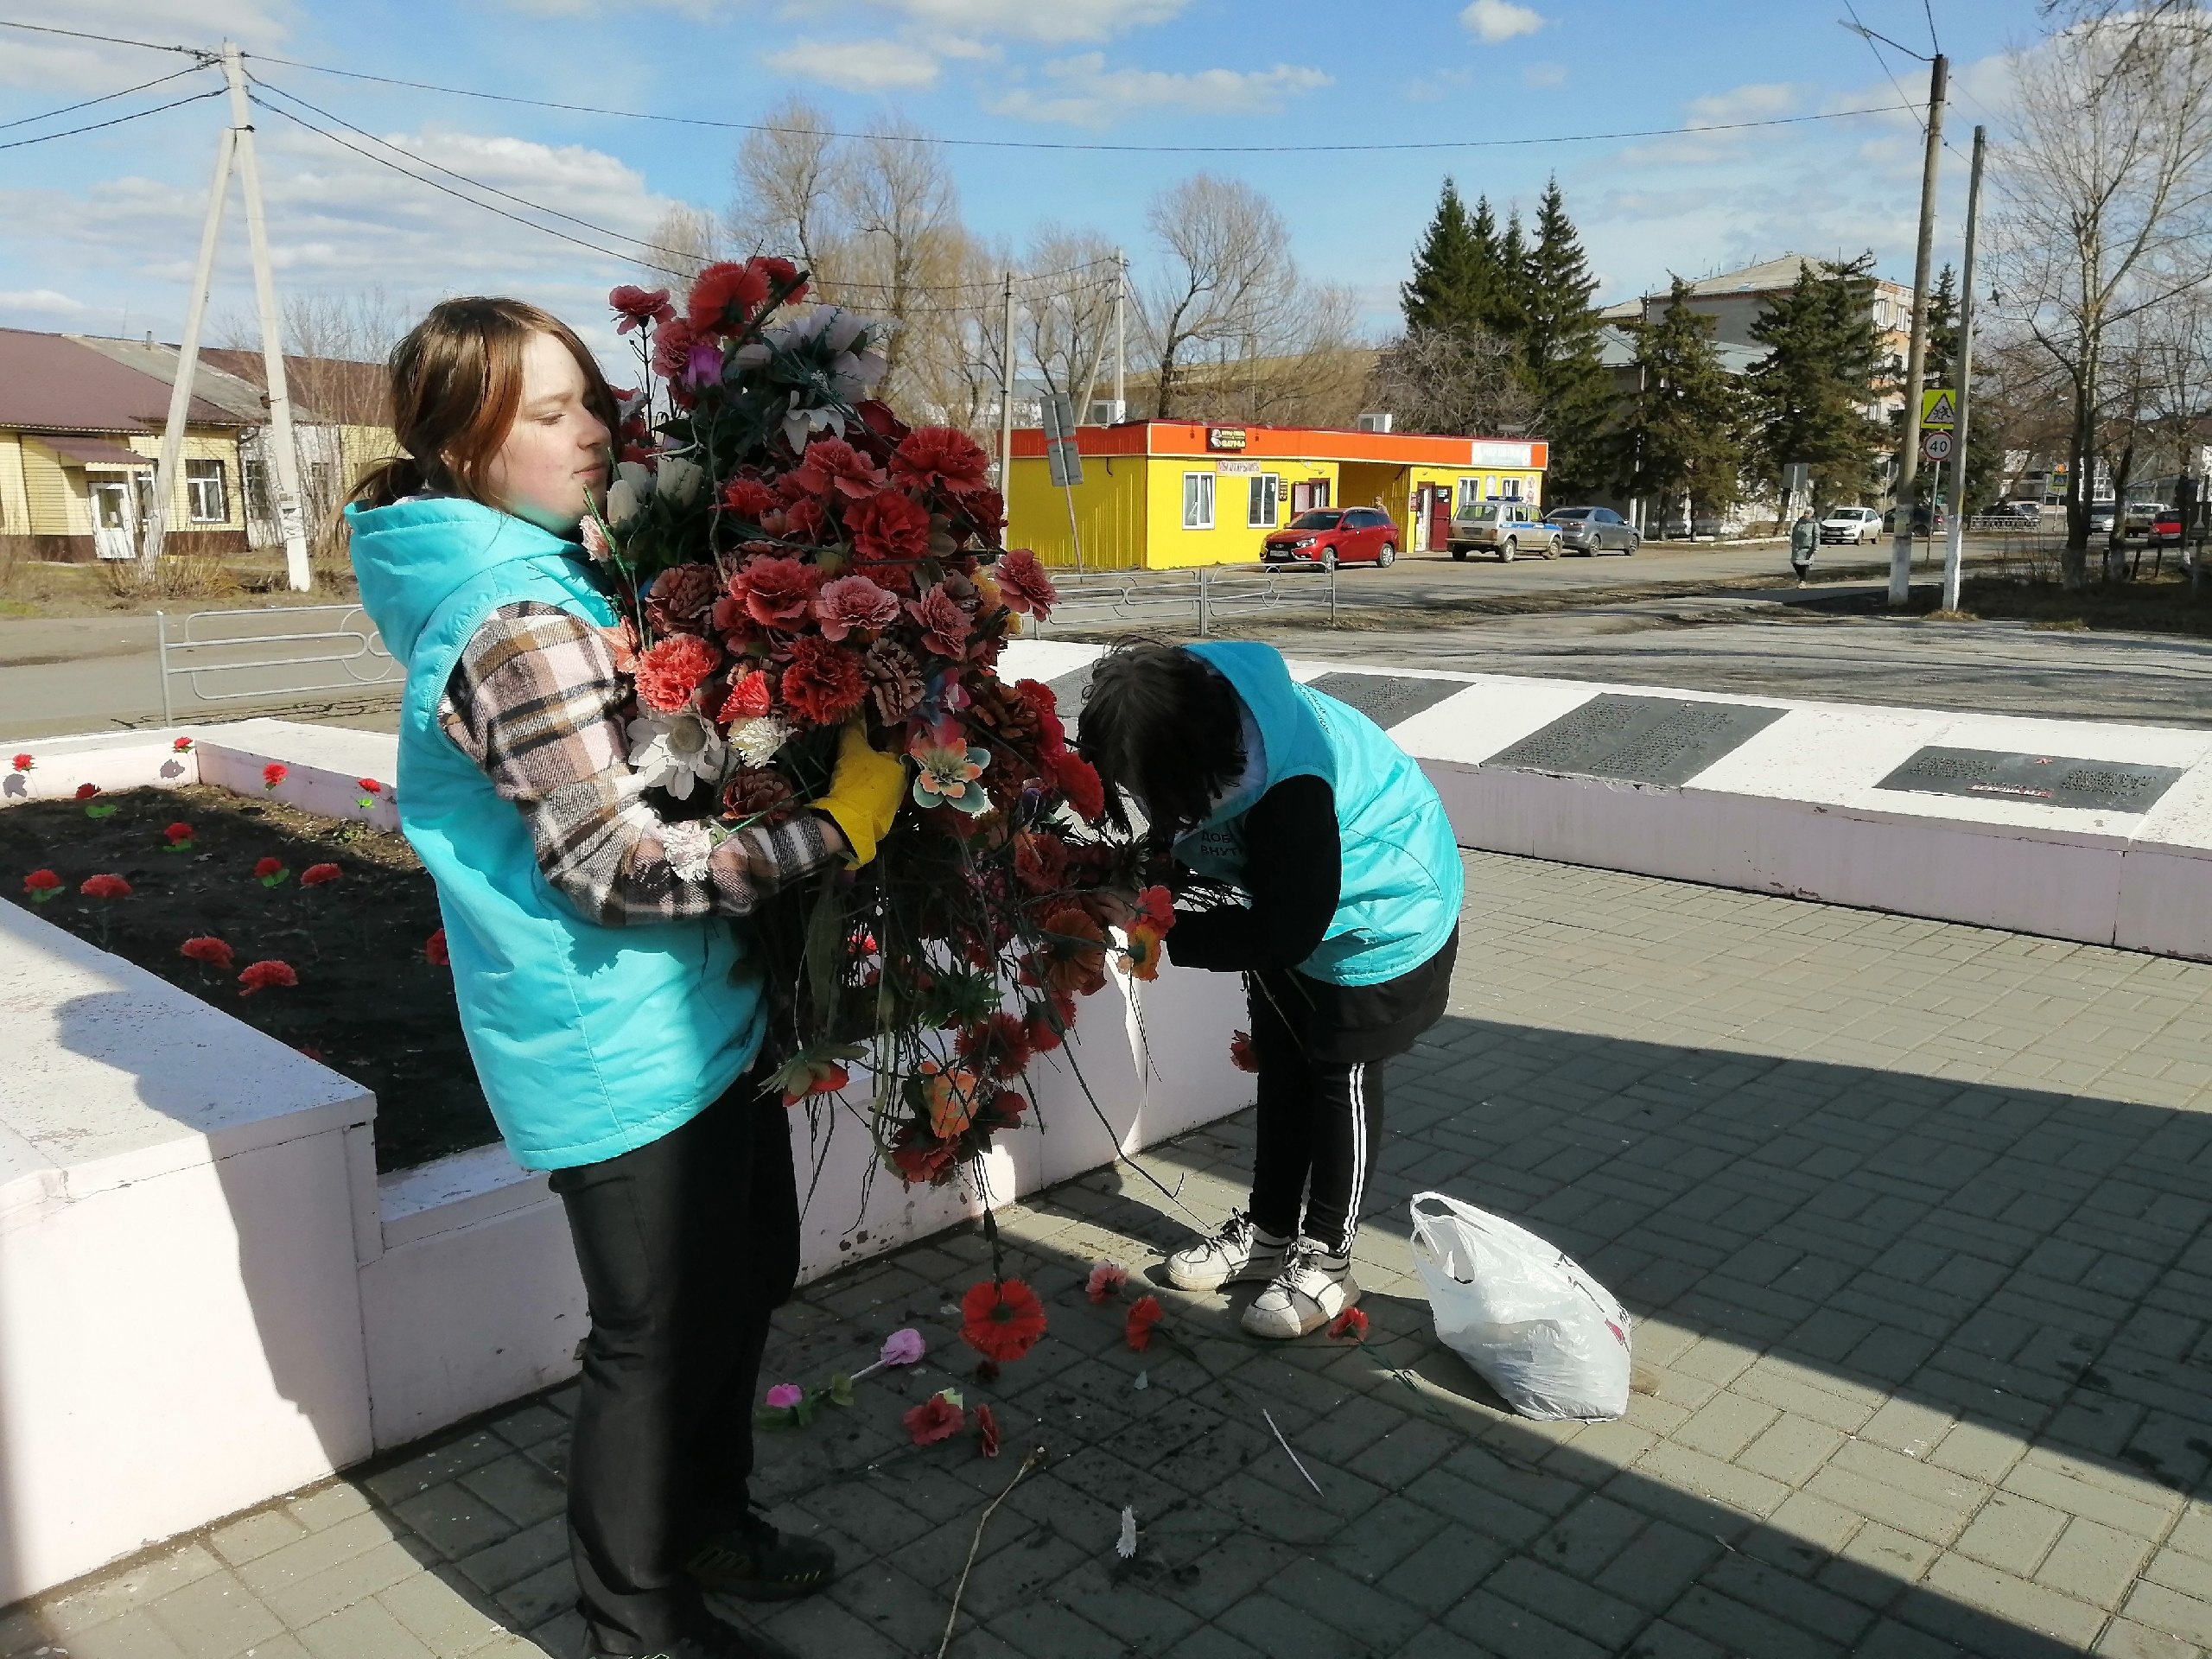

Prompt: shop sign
xmin=1469 ymin=441 xmax=1534 ymax=469
xmin=1216 ymin=458 xmax=1260 ymax=474
xmin=1207 ymin=428 xmax=1248 ymax=452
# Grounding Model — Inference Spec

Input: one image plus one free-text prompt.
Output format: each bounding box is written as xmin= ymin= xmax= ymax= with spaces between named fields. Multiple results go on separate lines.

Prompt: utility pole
xmin=1887 ymin=50 xmax=1948 ymax=607
xmin=143 ymin=92 xmax=233 ymax=572
xmin=223 ymin=42 xmax=314 ymax=592
xmin=998 ymin=270 xmax=1016 ymax=505
xmin=1113 ymin=249 xmax=1127 ymax=422
xmin=1941 ymin=125 xmax=1986 ymax=615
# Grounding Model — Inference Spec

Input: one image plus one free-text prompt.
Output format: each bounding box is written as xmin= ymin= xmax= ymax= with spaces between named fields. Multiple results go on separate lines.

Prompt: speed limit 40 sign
xmin=1923 ymin=430 xmax=1955 ymax=463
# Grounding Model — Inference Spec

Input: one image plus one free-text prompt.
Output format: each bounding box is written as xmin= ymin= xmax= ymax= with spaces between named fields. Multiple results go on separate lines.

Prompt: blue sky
xmin=0 ymin=0 xmax=2036 ymax=360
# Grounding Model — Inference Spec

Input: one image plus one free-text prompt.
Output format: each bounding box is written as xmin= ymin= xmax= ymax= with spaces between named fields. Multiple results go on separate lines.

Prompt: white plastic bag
xmin=1409 ymin=1191 xmax=1632 ymax=1421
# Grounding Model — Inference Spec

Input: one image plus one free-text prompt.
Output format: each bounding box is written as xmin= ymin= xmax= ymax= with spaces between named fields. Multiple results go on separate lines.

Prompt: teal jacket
xmin=347 ymin=498 xmax=764 ymax=1169
xmin=1175 ymin=642 xmax=1463 ymax=986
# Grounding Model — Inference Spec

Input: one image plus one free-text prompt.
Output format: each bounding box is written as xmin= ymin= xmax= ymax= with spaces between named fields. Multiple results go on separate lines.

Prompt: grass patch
xmin=1799 ymin=569 xmax=2209 ymax=638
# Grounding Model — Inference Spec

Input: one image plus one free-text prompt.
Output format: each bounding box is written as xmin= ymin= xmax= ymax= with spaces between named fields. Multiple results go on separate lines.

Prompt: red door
xmin=1427 ymin=493 xmax=1451 ymax=552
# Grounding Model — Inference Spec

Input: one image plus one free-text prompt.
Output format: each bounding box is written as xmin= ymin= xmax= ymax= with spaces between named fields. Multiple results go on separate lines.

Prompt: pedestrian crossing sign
xmin=1921 ymin=388 xmax=1957 ymax=429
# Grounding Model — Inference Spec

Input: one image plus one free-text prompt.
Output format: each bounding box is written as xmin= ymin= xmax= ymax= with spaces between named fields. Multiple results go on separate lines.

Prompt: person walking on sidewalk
xmin=1081 ymin=641 xmax=1463 ymax=1338
xmin=347 ymin=298 xmax=905 ymax=1659
xmin=1789 ymin=508 xmax=1819 ymax=585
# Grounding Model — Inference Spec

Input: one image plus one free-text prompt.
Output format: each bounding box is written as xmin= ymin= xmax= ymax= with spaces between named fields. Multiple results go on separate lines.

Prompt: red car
xmin=2150 ymin=505 xmax=2184 ymax=547
xmin=1261 ymin=507 xmax=1401 ymax=569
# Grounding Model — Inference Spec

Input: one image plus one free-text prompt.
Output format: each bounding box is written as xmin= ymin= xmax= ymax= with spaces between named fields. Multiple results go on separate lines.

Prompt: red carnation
xmin=10 ymin=753 xmax=33 ymax=772
xmin=180 ymin=936 xmax=234 ymax=969
xmin=722 ymin=669 xmax=773 ymax=721
xmin=173 ymin=737 xmax=194 ymax=753
xmin=789 ymin=437 xmax=882 ymax=502
xmin=903 ymin=1390 xmax=965 ymax=1446
xmin=1014 ymin=680 xmax=1068 ymax=758
xmin=779 ymin=637 xmax=867 ymax=726
xmin=263 ymin=763 xmax=288 ymax=791
xmin=995 ymin=548 xmax=1057 ymax=620
xmin=238 ymin=959 xmax=298 ymax=996
xmin=644 ymin=564 xmax=719 ymax=636
xmin=356 ymin=779 xmax=380 ymax=794
xmin=1125 ymin=1294 xmax=1165 ymax=1352
xmin=846 ymin=489 xmax=932 ymax=565
xmin=989 ymin=1087 xmax=1027 ymax=1126
xmin=892 ymin=426 xmax=991 ymax=497
xmin=164 ymin=822 xmax=194 ymax=844
xmin=1052 ymin=751 xmax=1104 ymax=823
xmin=974 ymin=1402 xmax=1001 ymax=1459
xmin=300 ymin=862 xmax=342 ymax=887
xmin=725 ymin=556 xmax=819 ymax=632
xmin=888 ymin=1126 xmax=957 ymax=1185
xmin=961 ymin=1277 xmax=1048 ymax=1363
xmin=650 ymin=316 xmax=699 ymax=381
xmin=75 ymin=783 xmax=99 ymax=801
xmin=253 ymin=856 xmax=287 ymax=880
xmin=813 ymin=575 xmax=901 ymax=643
xmin=424 ymin=929 xmax=449 ymax=967
xmin=754 ymin=255 xmax=805 ymax=304
xmin=1230 ymin=1029 xmax=1258 ymax=1072
xmin=687 ymin=260 xmax=771 ymax=335
xmin=908 ymin=583 xmax=972 ymax=658
xmin=1329 ymin=1307 xmax=1370 ymax=1343
xmin=609 ymin=284 xmax=674 ymax=334
xmin=79 ymin=873 xmax=131 ymax=899
xmin=22 ymin=868 xmax=61 ymax=898
xmin=720 ymin=477 xmax=779 ymax=519
xmin=1014 ymin=830 xmax=1070 ymax=893
xmin=635 ymin=632 xmax=724 ymax=715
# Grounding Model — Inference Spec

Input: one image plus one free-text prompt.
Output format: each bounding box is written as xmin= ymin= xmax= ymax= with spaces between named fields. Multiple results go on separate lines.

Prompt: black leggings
xmin=1245 ymin=982 xmax=1388 ymax=1255
xmin=547 ymin=1069 xmax=799 ymax=1652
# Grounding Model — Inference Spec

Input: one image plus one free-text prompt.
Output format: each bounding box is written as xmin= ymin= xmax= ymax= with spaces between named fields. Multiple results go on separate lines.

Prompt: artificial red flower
xmin=888 ymin=1125 xmax=957 ymax=1185
xmin=779 ymin=495 xmax=827 ymax=543
xmin=975 ymin=1402 xmax=1001 ymax=1459
xmin=957 ymin=1011 xmax=1033 ymax=1081
xmin=238 ymin=959 xmax=297 ymax=996
xmin=813 ymin=575 xmax=901 ymax=643
xmin=994 ymin=548 xmax=1057 ymax=620
xmin=1119 ymin=918 xmax=1166 ymax=982
xmin=173 ymin=737 xmax=194 ymax=753
xmin=1014 ymin=680 xmax=1068 ymax=759
xmin=988 ymin=1088 xmax=1027 ymax=1127
xmin=424 ymin=929 xmax=449 ymax=967
xmin=1230 ymin=1030 xmax=1258 ymax=1072
xmin=788 ymin=437 xmax=881 ymax=501
xmin=723 ymin=556 xmax=819 ymax=632
xmin=908 ymin=583 xmax=972 ymax=658
xmin=10 ymin=754 xmax=32 ymax=772
xmin=253 ymin=856 xmax=288 ymax=881
xmin=180 ymin=936 xmax=234 ymax=969
xmin=300 ymin=863 xmax=342 ymax=887
xmin=1086 ymin=1262 xmax=1128 ymax=1303
xmin=1329 ymin=1307 xmax=1370 ymax=1343
xmin=609 ymin=284 xmax=674 ymax=333
xmin=720 ymin=476 xmax=779 ymax=519
xmin=262 ymin=763 xmax=288 ymax=790
xmin=754 ymin=254 xmax=804 ymax=304
xmin=1125 ymin=1294 xmax=1164 ymax=1352
xmin=1039 ymin=906 xmax=1108 ymax=998
xmin=961 ymin=1278 xmax=1048 ymax=1363
xmin=687 ymin=260 xmax=772 ymax=334
xmin=164 ymin=822 xmax=194 ymax=844
xmin=22 ymin=868 xmax=61 ymax=899
xmin=649 ymin=316 xmax=698 ymax=381
xmin=722 ymin=669 xmax=774 ymax=721
xmin=779 ymin=637 xmax=867 ymax=726
xmin=79 ymin=873 xmax=131 ymax=899
xmin=356 ymin=779 xmax=381 ymax=794
xmin=1014 ymin=830 xmax=1069 ymax=894
xmin=892 ymin=426 xmax=991 ymax=497
xmin=644 ymin=564 xmax=719 ymax=636
xmin=74 ymin=783 xmax=99 ymax=801
xmin=903 ymin=1390 xmax=965 ymax=1446
xmin=1052 ymin=752 xmax=1104 ymax=823
xmin=1137 ymin=886 xmax=1175 ymax=931
xmin=846 ymin=489 xmax=932 ymax=565
xmin=635 ymin=632 xmax=724 ymax=715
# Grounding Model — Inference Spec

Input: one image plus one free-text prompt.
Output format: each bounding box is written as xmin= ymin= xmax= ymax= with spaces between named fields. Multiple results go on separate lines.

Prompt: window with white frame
xmin=1502 ymin=476 xmax=1522 ymax=500
xmin=186 ymin=458 xmax=228 ymax=524
xmin=1247 ymin=473 xmax=1280 ymax=528
xmin=1457 ymin=477 xmax=1484 ymax=511
xmin=1183 ymin=471 xmax=1215 ymax=529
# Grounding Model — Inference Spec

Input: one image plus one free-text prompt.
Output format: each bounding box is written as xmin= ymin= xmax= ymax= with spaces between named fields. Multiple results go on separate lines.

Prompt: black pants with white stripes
xmin=1245 ymin=986 xmax=1388 ymax=1255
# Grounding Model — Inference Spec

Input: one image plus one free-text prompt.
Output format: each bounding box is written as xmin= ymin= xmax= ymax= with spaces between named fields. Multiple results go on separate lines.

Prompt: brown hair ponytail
xmin=350 ymin=296 xmax=619 ymax=512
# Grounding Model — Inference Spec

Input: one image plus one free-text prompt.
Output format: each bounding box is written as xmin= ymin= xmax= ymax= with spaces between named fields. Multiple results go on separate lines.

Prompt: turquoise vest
xmin=1175 ymin=641 xmax=1463 ymax=987
xmin=347 ymin=499 xmax=763 ymax=1169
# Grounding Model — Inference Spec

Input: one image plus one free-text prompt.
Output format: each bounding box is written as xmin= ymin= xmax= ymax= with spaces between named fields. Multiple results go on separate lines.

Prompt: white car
xmin=1820 ymin=506 xmax=1883 ymax=544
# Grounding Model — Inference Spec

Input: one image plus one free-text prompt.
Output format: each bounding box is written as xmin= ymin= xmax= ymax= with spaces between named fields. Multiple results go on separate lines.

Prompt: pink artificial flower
xmin=723 ymin=556 xmax=819 ymax=632
xmin=609 ymin=285 xmax=675 ymax=334
xmin=789 ymin=437 xmax=882 ymax=502
xmin=908 ymin=583 xmax=972 ymax=658
xmin=891 ymin=426 xmax=991 ymax=497
xmin=1085 ymin=1262 xmax=1128 ymax=1303
xmin=764 ymin=1382 xmax=804 ymax=1410
xmin=995 ymin=548 xmax=1057 ymax=620
xmin=878 ymin=1328 xmax=925 ymax=1368
xmin=846 ymin=489 xmax=933 ymax=565
xmin=813 ymin=575 xmax=902 ymax=643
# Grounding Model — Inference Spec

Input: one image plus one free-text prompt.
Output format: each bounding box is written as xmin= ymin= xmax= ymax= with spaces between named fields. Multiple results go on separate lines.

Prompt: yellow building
xmin=1007 ymin=420 xmax=1550 ymax=570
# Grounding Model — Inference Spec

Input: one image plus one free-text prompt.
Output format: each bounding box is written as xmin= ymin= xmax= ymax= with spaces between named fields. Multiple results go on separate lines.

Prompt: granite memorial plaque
xmin=1876 ymin=747 xmax=2183 ymax=813
xmin=1487 ymin=693 xmax=1786 ymax=787
xmin=1306 ymin=672 xmax=1468 ymax=730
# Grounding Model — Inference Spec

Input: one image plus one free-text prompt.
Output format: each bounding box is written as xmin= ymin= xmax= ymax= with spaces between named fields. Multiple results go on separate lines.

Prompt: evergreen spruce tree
xmin=1466 ymin=194 xmax=1503 ymax=327
xmin=1484 ymin=207 xmax=1530 ymax=338
xmin=1744 ymin=255 xmax=1888 ymax=507
xmin=1615 ymin=277 xmax=1744 ymax=527
xmin=1923 ymin=264 xmax=1960 ymax=390
xmin=1518 ymin=178 xmax=1612 ymax=496
xmin=1402 ymin=178 xmax=1483 ymax=337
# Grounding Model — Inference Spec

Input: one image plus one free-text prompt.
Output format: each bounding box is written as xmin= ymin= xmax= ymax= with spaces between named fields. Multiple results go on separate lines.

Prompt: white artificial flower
xmin=614 ymin=460 xmax=658 ymax=497
xmin=781 ymin=395 xmax=846 ymax=454
xmin=605 ymin=480 xmax=645 ymax=530
xmin=626 ymin=711 xmax=726 ymax=801
xmin=657 ymin=455 xmax=704 ymax=506
xmin=661 ymin=818 xmax=715 ymax=882
xmin=730 ymin=340 xmax=773 ymax=372
xmin=730 ymin=715 xmax=795 ymax=768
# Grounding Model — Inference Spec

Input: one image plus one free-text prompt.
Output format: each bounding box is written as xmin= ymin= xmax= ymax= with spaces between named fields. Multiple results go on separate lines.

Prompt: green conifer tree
xmin=1484 ymin=207 xmax=1530 ymax=338
xmin=1614 ymin=277 xmax=1744 ymax=527
xmin=1518 ymin=178 xmax=1611 ymax=495
xmin=1402 ymin=178 xmax=1483 ymax=336
xmin=1745 ymin=256 xmax=1888 ymax=507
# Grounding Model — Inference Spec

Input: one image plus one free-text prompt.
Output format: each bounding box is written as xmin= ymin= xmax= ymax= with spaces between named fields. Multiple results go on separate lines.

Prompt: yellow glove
xmin=809 ymin=721 xmax=906 ymax=868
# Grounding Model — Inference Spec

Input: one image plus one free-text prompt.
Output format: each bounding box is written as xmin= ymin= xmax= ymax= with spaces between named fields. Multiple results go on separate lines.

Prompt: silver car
xmin=1543 ymin=506 xmax=1641 ymax=556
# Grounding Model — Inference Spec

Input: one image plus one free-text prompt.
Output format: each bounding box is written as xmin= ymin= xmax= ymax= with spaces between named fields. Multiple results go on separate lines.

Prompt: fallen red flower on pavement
xmin=975 ymin=1402 xmax=1001 ymax=1458
xmin=181 ymin=937 xmax=234 ymax=969
xmin=902 ymin=1389 xmax=964 ymax=1446
xmin=1125 ymin=1294 xmax=1164 ymax=1352
xmin=961 ymin=1278 xmax=1047 ymax=1363
xmin=238 ymin=959 xmax=298 ymax=996
xmin=1328 ymin=1307 xmax=1370 ymax=1343
xmin=1085 ymin=1262 xmax=1128 ymax=1303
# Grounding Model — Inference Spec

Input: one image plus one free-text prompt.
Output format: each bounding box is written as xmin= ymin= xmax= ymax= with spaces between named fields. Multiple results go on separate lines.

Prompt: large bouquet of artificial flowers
xmin=588 ymin=260 xmax=1168 ymax=1189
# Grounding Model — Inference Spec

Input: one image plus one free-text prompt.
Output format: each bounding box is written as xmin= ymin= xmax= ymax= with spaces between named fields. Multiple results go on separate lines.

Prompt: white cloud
xmin=859 ymin=0 xmax=1188 ymax=46
xmin=1522 ymin=61 xmax=1568 ymax=88
xmin=1686 ymin=82 xmax=1798 ymax=127
xmin=0 ymin=0 xmax=292 ymax=91
xmin=0 ymin=289 xmax=88 ymax=313
xmin=1459 ymin=0 xmax=1545 ymax=45
xmin=989 ymin=54 xmax=1330 ymax=127
xmin=762 ymin=36 xmax=944 ymax=92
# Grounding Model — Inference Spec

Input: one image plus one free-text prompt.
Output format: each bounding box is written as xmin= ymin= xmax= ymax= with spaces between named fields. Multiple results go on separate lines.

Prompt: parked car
xmin=1260 ymin=506 xmax=1400 ymax=569
xmin=1449 ymin=500 xmax=1560 ymax=561
xmin=1819 ymin=506 xmax=1883 ymax=544
xmin=2124 ymin=501 xmax=2168 ymax=534
xmin=2150 ymin=505 xmax=2185 ymax=547
xmin=1543 ymin=505 xmax=1640 ymax=556
xmin=1882 ymin=503 xmax=1948 ymax=536
xmin=1979 ymin=500 xmax=2042 ymax=524
xmin=2087 ymin=499 xmax=2119 ymax=534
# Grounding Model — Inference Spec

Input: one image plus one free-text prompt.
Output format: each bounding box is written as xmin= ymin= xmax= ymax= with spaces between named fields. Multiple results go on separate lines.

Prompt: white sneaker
xmin=1242 ymin=1240 xmax=1359 ymax=1339
xmin=1166 ymin=1210 xmax=1292 ymax=1292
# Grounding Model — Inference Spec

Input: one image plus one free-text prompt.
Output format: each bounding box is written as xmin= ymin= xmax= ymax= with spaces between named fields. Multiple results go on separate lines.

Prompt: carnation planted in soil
xmin=598 ymin=263 xmax=1155 ymax=1193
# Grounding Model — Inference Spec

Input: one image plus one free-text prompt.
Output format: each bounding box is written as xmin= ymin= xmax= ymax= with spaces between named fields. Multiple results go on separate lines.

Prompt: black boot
xmin=687 ymin=1508 xmax=837 ymax=1602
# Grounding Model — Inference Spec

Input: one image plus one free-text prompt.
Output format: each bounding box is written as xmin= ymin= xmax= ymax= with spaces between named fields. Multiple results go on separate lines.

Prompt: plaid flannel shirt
xmin=438 ymin=601 xmax=835 ymax=925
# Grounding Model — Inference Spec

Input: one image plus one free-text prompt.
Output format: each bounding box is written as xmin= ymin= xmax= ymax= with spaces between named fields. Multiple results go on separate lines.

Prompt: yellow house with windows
xmin=1007 ymin=420 xmax=1549 ymax=570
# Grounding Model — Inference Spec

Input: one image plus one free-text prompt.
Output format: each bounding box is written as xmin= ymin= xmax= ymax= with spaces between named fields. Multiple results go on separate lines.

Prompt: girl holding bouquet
xmin=347 ymin=298 xmax=901 ymax=1659
xmin=1082 ymin=641 xmax=1462 ymax=1338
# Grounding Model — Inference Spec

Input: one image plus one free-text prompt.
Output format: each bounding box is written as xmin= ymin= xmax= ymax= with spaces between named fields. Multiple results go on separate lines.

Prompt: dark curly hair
xmin=1077 ymin=641 xmax=1245 ymax=842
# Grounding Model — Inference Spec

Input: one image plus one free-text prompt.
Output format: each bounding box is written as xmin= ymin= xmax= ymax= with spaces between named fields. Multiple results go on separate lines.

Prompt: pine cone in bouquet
xmin=587 ymin=257 xmax=1165 ymax=1191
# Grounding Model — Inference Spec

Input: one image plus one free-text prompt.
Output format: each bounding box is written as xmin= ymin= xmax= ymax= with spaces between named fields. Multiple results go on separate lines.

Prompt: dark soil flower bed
xmin=3 ymin=784 xmax=493 ymax=1172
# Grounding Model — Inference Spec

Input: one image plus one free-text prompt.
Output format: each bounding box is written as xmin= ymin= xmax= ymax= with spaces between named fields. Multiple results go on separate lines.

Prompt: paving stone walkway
xmin=7 ymin=852 xmax=2212 ymax=1659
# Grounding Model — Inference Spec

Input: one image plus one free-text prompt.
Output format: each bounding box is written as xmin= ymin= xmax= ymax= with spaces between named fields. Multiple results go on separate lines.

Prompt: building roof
xmin=1595 ymin=325 xmax=1763 ymax=375
xmin=1603 ymin=254 xmax=1914 ymax=310
xmin=202 ymin=348 xmax=390 ymax=426
xmin=1011 ymin=418 xmax=1549 ymax=471
xmin=0 ymin=327 xmax=243 ymax=434
xmin=72 ymin=337 xmax=271 ymax=423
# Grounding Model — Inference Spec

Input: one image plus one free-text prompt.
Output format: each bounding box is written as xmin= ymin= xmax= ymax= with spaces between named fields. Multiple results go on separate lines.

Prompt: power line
xmin=0 ymin=63 xmax=209 ymax=133
xmin=1842 ymin=4 xmax=1929 ymax=136
xmin=0 ymin=86 xmax=224 ymax=152
xmin=0 ymin=17 xmax=212 ymax=57
xmin=1923 ymin=0 xmax=1942 ymax=54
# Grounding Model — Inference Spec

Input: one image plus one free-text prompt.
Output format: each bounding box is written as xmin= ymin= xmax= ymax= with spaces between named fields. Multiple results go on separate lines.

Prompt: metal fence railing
xmin=156 ymin=604 xmax=403 ymax=726
xmin=1032 ymin=563 xmax=1338 ymax=639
